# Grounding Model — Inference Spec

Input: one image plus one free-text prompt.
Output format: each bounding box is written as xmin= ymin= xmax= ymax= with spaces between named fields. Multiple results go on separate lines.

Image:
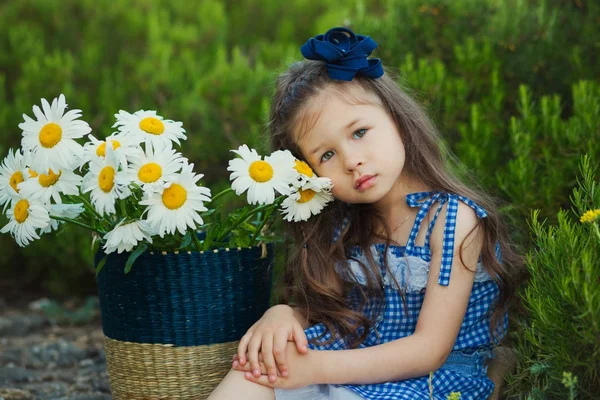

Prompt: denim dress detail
xmin=275 ymin=192 xmax=506 ymax=400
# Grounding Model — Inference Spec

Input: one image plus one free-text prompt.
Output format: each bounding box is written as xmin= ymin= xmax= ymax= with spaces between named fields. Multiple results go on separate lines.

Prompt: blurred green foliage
xmin=1 ymin=0 xmax=597 ymax=293
xmin=0 ymin=0 xmax=599 ymax=396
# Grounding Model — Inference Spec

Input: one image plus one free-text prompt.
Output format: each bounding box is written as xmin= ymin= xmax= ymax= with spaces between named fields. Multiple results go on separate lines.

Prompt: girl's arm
xmin=291 ymin=307 xmax=310 ymax=329
xmin=313 ymin=202 xmax=483 ymax=384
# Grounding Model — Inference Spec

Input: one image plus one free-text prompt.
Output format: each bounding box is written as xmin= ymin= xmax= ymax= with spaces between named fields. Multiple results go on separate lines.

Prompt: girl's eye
xmin=353 ymin=128 xmax=367 ymax=139
xmin=320 ymin=150 xmax=334 ymax=162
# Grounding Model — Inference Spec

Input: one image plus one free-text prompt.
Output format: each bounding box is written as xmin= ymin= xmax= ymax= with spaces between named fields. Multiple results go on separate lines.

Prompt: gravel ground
xmin=0 ymin=296 xmax=111 ymax=400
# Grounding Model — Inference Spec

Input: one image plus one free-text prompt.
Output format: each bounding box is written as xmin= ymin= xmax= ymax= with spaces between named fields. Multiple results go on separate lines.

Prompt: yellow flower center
xmin=96 ymin=140 xmax=122 ymax=157
xmin=294 ymin=160 xmax=314 ymax=178
xmin=297 ymin=189 xmax=316 ymax=204
xmin=248 ymin=160 xmax=274 ymax=183
xmin=580 ymin=209 xmax=600 ymax=224
xmin=9 ymin=171 xmax=24 ymax=192
xmin=28 ymin=169 xmax=38 ymax=178
xmin=14 ymin=199 xmax=29 ymax=223
xmin=98 ymin=166 xmax=115 ymax=193
xmin=162 ymin=183 xmax=187 ymax=210
xmin=39 ymin=123 xmax=62 ymax=148
xmin=139 ymin=117 xmax=165 ymax=135
xmin=38 ymin=169 xmax=61 ymax=187
xmin=138 ymin=162 xmax=163 ymax=183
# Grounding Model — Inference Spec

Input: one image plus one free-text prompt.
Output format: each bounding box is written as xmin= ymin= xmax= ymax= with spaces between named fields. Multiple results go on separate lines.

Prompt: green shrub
xmin=506 ymin=156 xmax=600 ymax=399
xmin=0 ymin=0 xmax=598 ymax=301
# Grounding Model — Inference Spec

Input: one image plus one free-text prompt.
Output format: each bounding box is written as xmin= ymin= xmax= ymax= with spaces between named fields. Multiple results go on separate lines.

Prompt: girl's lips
xmin=355 ymin=175 xmax=377 ymax=191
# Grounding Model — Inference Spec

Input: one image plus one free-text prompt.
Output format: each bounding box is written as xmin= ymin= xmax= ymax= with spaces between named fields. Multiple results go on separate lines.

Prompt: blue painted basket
xmin=95 ymin=245 xmax=273 ymax=399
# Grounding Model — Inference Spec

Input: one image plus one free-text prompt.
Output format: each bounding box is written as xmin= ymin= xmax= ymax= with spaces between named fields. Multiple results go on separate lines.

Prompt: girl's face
xmin=294 ymin=83 xmax=408 ymax=209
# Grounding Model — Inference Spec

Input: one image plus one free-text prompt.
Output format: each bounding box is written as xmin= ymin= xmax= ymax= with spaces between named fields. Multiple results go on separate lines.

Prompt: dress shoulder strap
xmin=405 ymin=192 xmax=488 ymax=286
xmin=404 ymin=191 xmax=442 ymax=251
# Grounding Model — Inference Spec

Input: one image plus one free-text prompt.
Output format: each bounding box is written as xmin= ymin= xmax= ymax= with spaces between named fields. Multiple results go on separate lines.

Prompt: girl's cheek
xmin=330 ymin=185 xmax=346 ymax=200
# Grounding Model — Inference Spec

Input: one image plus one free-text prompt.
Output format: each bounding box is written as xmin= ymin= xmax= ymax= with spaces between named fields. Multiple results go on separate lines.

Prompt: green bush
xmin=506 ymin=156 xmax=600 ymax=399
xmin=1 ymin=0 xmax=598 ymax=295
xmin=1 ymin=0 xmax=598 ymax=297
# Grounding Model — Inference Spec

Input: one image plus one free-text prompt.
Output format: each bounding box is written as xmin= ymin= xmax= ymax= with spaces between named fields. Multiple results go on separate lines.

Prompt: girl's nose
xmin=343 ymin=152 xmax=363 ymax=172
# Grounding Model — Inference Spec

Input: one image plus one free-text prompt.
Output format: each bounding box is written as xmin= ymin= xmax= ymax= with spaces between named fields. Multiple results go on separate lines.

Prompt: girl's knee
xmin=208 ymin=368 xmax=275 ymax=400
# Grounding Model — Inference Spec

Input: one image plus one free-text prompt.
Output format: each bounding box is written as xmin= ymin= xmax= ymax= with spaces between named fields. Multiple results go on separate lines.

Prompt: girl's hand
xmin=236 ymin=304 xmax=309 ymax=383
xmin=233 ymin=342 xmax=318 ymax=389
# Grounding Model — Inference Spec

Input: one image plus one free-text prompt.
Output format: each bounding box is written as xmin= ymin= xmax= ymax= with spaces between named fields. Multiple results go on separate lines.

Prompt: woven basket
xmin=95 ymin=245 xmax=273 ymax=399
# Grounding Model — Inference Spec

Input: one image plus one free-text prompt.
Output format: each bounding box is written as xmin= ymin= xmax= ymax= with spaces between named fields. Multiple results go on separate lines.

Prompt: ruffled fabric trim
xmin=336 ymin=245 xmax=492 ymax=292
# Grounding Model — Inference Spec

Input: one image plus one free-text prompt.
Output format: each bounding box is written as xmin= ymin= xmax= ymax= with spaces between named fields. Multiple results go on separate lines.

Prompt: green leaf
xmin=95 ymin=254 xmax=108 ymax=276
xmin=201 ymin=208 xmax=217 ymax=217
xmin=125 ymin=244 xmax=148 ymax=274
xmin=179 ymin=232 xmax=192 ymax=249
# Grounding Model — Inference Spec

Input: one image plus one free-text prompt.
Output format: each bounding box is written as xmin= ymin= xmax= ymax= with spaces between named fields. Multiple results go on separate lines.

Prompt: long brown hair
xmin=269 ymin=60 xmax=522 ymax=348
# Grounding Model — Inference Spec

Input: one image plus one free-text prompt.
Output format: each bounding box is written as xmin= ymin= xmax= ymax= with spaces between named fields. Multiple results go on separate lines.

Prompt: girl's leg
xmin=208 ymin=369 xmax=275 ymax=400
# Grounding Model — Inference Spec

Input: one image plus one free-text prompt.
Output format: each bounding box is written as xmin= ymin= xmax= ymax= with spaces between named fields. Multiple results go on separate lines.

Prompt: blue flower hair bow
xmin=300 ymin=27 xmax=384 ymax=81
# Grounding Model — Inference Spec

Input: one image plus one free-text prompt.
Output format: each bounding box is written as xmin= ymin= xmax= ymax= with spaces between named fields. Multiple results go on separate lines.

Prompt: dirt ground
xmin=0 ymin=295 xmax=111 ymax=400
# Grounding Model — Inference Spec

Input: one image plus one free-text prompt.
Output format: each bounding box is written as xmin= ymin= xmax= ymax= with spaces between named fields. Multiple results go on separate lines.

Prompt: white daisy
xmin=292 ymin=160 xmax=333 ymax=192
xmin=1 ymin=195 xmax=51 ymax=247
xmin=102 ymin=219 xmax=154 ymax=254
xmin=113 ymin=110 xmax=186 ymax=149
xmin=81 ymin=145 xmax=131 ymax=216
xmin=0 ymin=149 xmax=28 ymax=211
xmin=82 ymin=132 xmax=141 ymax=169
xmin=126 ymin=142 xmax=185 ymax=193
xmin=19 ymin=167 xmax=82 ymax=205
xmin=139 ymin=163 xmax=211 ymax=237
xmin=280 ymin=185 xmax=334 ymax=222
xmin=42 ymin=203 xmax=85 ymax=234
xmin=227 ymin=145 xmax=297 ymax=205
xmin=19 ymin=94 xmax=91 ymax=173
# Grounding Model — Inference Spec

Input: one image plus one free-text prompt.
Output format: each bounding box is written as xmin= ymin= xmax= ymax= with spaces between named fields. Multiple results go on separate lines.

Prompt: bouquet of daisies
xmin=0 ymin=94 xmax=333 ymax=272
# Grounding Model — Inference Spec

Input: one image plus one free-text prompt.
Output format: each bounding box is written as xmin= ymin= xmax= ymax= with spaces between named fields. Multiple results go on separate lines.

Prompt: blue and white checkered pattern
xmin=302 ymin=191 xmax=504 ymax=399
xmin=405 ymin=191 xmax=488 ymax=286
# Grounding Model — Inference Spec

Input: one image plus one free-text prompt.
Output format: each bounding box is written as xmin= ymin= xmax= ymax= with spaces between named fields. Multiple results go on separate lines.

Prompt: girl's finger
xmin=232 ymin=351 xmax=264 ymax=365
xmin=260 ymin=331 xmax=278 ymax=383
xmin=292 ymin=323 xmax=309 ymax=354
xmin=237 ymin=332 xmax=253 ymax=365
xmin=247 ymin=335 xmax=263 ymax=378
xmin=244 ymin=371 xmax=275 ymax=388
xmin=232 ymin=358 xmax=267 ymax=374
xmin=273 ymin=329 xmax=289 ymax=377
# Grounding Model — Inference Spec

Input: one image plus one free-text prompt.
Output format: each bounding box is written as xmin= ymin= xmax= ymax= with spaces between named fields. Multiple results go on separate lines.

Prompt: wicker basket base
xmin=104 ymin=336 xmax=237 ymax=399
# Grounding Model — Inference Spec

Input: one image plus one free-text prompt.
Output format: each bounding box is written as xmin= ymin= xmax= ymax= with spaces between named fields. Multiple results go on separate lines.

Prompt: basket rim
xmin=148 ymin=244 xmax=269 ymax=256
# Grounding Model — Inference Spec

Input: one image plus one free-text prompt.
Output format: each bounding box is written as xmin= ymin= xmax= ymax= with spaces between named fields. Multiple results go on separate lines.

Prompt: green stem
xmin=250 ymin=206 xmax=276 ymax=244
xmin=215 ymin=199 xmax=282 ymax=244
xmin=50 ymin=215 xmax=105 ymax=235
xmin=193 ymin=231 xmax=203 ymax=252
xmin=210 ymin=188 xmax=234 ymax=204
xmin=593 ymin=223 xmax=600 ymax=242
xmin=119 ymin=199 xmax=128 ymax=218
xmin=77 ymin=195 xmax=102 ymax=220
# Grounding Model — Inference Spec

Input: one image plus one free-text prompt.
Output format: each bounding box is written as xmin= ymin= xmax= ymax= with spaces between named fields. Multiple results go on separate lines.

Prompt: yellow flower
xmin=580 ymin=209 xmax=600 ymax=223
xmin=447 ymin=392 xmax=462 ymax=400
xmin=561 ymin=371 xmax=578 ymax=389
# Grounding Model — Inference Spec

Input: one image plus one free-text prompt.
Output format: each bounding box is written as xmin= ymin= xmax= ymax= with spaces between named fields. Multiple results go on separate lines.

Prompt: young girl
xmin=209 ymin=27 xmax=520 ymax=400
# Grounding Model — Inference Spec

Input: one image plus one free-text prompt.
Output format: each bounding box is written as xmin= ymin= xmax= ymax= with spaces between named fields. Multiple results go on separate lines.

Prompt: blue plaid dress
xmin=297 ymin=192 xmax=505 ymax=400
